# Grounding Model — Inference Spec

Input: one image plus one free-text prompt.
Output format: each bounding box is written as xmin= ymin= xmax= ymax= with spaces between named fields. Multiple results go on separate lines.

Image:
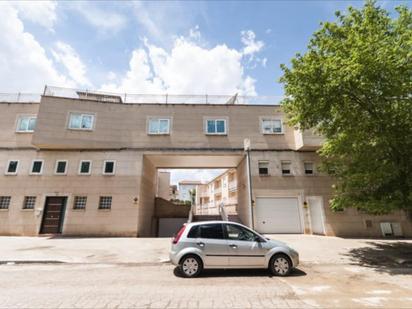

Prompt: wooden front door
xmin=40 ymin=197 xmax=67 ymax=234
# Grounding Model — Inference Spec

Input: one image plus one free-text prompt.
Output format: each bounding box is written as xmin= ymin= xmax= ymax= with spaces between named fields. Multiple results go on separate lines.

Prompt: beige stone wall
xmin=0 ymin=149 xmax=140 ymax=236
xmin=33 ymin=96 xmax=297 ymax=150
xmin=236 ymin=156 xmax=251 ymax=227
xmin=157 ymin=171 xmax=171 ymax=200
xmin=0 ymin=103 xmax=39 ymax=148
xmin=249 ymin=150 xmax=412 ymax=237
xmin=138 ymin=156 xmax=157 ymax=237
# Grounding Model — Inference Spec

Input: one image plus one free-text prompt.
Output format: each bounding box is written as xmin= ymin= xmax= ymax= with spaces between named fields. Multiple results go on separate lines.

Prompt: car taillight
xmin=172 ymin=225 xmax=186 ymax=244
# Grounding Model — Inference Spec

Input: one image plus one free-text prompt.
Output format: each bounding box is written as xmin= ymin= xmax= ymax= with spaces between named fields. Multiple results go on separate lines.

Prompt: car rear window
xmin=199 ymin=224 xmax=224 ymax=239
xmin=187 ymin=225 xmax=199 ymax=238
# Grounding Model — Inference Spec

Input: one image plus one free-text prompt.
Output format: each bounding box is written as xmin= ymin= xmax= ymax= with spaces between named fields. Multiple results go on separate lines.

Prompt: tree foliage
xmin=280 ymin=1 xmax=412 ymax=214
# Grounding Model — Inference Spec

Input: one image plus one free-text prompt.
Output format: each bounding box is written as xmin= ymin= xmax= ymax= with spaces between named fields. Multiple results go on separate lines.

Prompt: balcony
xmin=228 ymin=181 xmax=237 ymax=192
xmin=294 ymin=129 xmax=325 ymax=150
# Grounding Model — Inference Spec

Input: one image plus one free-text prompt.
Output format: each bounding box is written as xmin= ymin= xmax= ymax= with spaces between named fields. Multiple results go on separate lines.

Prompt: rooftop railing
xmin=0 ymin=93 xmax=41 ymax=103
xmin=43 ymin=85 xmax=282 ymax=105
xmin=0 ymin=86 xmax=284 ymax=105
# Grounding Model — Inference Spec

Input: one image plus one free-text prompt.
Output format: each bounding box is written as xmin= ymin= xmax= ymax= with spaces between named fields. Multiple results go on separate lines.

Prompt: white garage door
xmin=158 ymin=218 xmax=188 ymax=237
xmin=255 ymin=197 xmax=302 ymax=234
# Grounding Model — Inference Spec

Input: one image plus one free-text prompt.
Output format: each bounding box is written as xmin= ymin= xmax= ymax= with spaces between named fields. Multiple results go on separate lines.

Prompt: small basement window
xmin=281 ymin=161 xmax=292 ymax=175
xmin=23 ymin=196 xmax=36 ymax=209
xmin=73 ymin=196 xmax=87 ymax=210
xmin=258 ymin=161 xmax=269 ymax=176
xmin=304 ymin=162 xmax=314 ymax=175
xmin=99 ymin=196 xmax=112 ymax=210
xmin=0 ymin=196 xmax=11 ymax=210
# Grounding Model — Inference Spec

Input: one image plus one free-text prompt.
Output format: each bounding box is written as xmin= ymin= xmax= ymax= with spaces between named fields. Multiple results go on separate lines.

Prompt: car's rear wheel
xmin=179 ymin=255 xmax=203 ymax=278
xmin=269 ymin=254 xmax=292 ymax=276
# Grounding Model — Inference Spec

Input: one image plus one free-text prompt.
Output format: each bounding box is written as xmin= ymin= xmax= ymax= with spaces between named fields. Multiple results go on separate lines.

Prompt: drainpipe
xmin=245 ymin=147 xmax=254 ymax=229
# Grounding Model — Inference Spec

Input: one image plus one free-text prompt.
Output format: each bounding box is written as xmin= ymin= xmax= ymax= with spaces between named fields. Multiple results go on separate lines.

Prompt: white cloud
xmin=241 ymin=30 xmax=264 ymax=57
xmin=52 ymin=41 xmax=91 ymax=86
xmin=101 ymin=33 xmax=259 ymax=95
xmin=70 ymin=3 xmax=127 ymax=33
xmin=10 ymin=1 xmax=57 ymax=30
xmin=165 ymin=169 xmax=227 ymax=185
xmin=0 ymin=3 xmax=72 ymax=92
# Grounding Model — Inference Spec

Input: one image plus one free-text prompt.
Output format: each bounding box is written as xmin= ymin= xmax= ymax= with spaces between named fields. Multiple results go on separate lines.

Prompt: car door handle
xmin=229 ymin=244 xmax=238 ymax=249
xmin=196 ymin=242 xmax=205 ymax=248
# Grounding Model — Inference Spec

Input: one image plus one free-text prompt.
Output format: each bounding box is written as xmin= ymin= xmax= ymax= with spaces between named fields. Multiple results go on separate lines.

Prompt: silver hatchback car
xmin=170 ymin=221 xmax=299 ymax=278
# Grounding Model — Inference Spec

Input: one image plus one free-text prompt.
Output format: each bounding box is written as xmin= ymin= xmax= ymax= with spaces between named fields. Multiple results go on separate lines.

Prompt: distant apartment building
xmin=178 ymin=180 xmax=202 ymax=203
xmin=0 ymin=87 xmax=410 ymax=237
xmin=195 ymin=169 xmax=237 ymax=215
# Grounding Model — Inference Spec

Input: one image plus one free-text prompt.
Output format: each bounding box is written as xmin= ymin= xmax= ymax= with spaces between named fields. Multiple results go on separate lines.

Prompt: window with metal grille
xmin=23 ymin=196 xmax=36 ymax=209
xmin=73 ymin=196 xmax=87 ymax=209
xmin=98 ymin=196 xmax=112 ymax=209
xmin=0 ymin=196 xmax=11 ymax=209
xmin=258 ymin=161 xmax=269 ymax=176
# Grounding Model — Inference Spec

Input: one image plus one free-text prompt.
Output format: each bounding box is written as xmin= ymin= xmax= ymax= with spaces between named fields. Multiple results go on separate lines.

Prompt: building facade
xmin=0 ymin=89 xmax=411 ymax=237
xmin=195 ymin=169 xmax=237 ymax=215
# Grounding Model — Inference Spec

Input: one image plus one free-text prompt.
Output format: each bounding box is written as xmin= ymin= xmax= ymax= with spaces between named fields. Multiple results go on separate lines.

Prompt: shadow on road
xmin=174 ymin=267 xmax=306 ymax=278
xmin=344 ymin=241 xmax=412 ymax=275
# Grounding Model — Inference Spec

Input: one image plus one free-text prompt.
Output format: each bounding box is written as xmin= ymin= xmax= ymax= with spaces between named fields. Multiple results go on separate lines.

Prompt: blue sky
xmin=1 ymin=1 xmax=409 ymax=98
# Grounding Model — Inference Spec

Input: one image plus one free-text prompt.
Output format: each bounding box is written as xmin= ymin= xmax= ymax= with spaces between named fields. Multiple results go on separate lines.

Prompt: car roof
xmin=186 ymin=220 xmax=244 ymax=227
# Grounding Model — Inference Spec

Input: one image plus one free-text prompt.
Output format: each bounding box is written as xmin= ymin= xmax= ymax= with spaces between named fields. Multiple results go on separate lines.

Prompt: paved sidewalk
xmin=1 ymin=234 xmax=411 ymax=265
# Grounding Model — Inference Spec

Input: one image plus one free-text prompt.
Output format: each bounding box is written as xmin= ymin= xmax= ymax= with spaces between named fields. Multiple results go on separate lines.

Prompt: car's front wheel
xmin=269 ymin=254 xmax=292 ymax=276
xmin=179 ymin=255 xmax=203 ymax=278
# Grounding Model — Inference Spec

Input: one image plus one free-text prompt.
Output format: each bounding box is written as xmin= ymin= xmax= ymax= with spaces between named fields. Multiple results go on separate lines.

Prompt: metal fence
xmin=0 ymin=93 xmax=41 ymax=103
xmin=43 ymin=86 xmax=282 ymax=105
xmin=0 ymin=86 xmax=283 ymax=105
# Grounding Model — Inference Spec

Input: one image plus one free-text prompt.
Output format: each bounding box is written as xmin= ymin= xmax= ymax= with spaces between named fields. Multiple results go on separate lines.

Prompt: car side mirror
xmin=255 ymin=236 xmax=264 ymax=243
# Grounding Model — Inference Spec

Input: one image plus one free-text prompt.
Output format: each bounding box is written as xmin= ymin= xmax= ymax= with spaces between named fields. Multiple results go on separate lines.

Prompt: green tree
xmin=280 ymin=1 xmax=412 ymax=214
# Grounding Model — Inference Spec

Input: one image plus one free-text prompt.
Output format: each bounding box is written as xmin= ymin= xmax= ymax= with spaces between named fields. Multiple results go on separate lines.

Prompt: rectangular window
xmin=148 ymin=118 xmax=170 ymax=134
xmin=205 ymin=119 xmax=227 ymax=134
xmin=103 ymin=160 xmax=116 ymax=175
xmin=68 ymin=113 xmax=94 ymax=130
xmin=261 ymin=118 xmax=283 ymax=134
xmin=16 ymin=116 xmax=37 ymax=132
xmin=199 ymin=223 xmax=224 ymax=239
xmin=79 ymin=160 xmax=92 ymax=175
xmin=98 ymin=196 xmax=112 ymax=210
xmin=304 ymin=162 xmax=314 ymax=175
xmin=23 ymin=196 xmax=36 ymax=209
xmin=258 ymin=161 xmax=269 ymax=176
xmin=0 ymin=196 xmax=11 ymax=210
xmin=55 ymin=160 xmax=68 ymax=175
xmin=281 ymin=161 xmax=292 ymax=175
xmin=73 ymin=196 xmax=87 ymax=210
xmin=30 ymin=160 xmax=43 ymax=175
xmin=5 ymin=160 xmax=19 ymax=175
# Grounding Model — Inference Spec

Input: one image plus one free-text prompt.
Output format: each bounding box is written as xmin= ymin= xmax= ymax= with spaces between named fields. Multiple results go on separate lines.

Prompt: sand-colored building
xmin=195 ymin=169 xmax=238 ymax=215
xmin=0 ymin=87 xmax=411 ymax=237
